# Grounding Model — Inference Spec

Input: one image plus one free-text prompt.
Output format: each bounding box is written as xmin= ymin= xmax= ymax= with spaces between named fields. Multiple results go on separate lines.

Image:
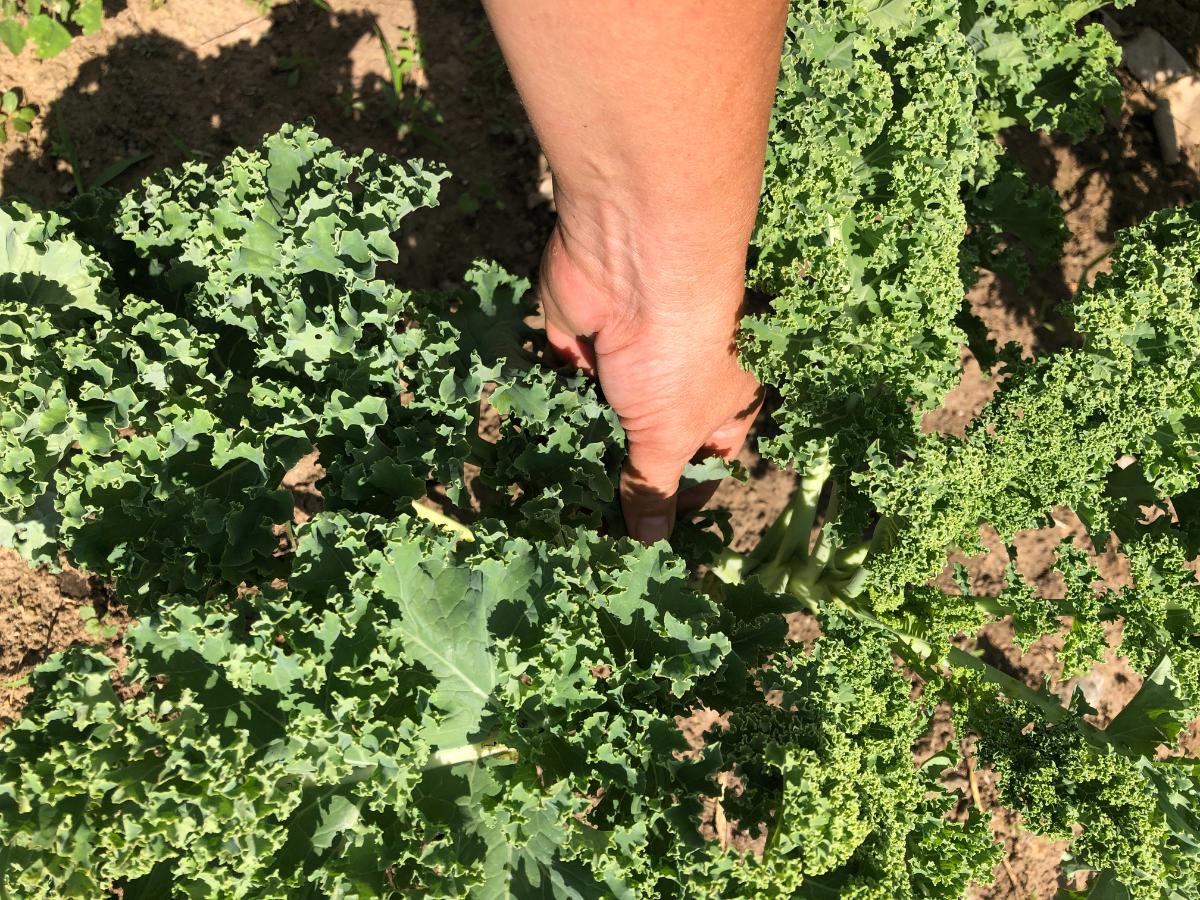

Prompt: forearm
xmin=482 ymin=0 xmax=787 ymax=313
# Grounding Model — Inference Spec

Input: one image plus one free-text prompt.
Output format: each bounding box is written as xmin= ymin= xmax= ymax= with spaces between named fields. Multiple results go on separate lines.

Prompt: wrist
xmin=541 ymin=228 xmax=748 ymax=370
xmin=549 ymin=189 xmax=751 ymax=329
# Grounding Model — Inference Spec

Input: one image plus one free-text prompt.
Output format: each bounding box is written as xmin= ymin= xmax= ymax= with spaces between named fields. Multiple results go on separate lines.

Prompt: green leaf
xmin=90 ymin=150 xmax=151 ymax=189
xmin=25 ymin=13 xmax=70 ymax=58
xmin=0 ymin=19 xmax=28 ymax=55
xmin=451 ymin=261 xmax=533 ymax=366
xmin=679 ymin=455 xmax=747 ymax=493
xmin=1104 ymin=657 xmax=1189 ymax=757
xmin=374 ymin=533 xmax=498 ymax=745
xmin=862 ymin=0 xmax=915 ymax=33
xmin=1057 ymin=869 xmax=1132 ymax=900
xmin=0 ymin=204 xmax=112 ymax=314
xmin=312 ymin=795 xmax=361 ymax=852
xmin=70 ymin=0 xmax=103 ymax=35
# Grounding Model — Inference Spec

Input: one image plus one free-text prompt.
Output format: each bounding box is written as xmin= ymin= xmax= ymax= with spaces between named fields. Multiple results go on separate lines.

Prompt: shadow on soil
xmin=988 ymin=119 xmax=1200 ymax=353
xmin=982 ymin=19 xmax=1200 ymax=355
xmin=0 ymin=0 xmax=553 ymax=288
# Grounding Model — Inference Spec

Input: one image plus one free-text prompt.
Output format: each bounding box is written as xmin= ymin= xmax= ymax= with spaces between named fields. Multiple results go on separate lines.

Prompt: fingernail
xmin=636 ymin=515 xmax=671 ymax=543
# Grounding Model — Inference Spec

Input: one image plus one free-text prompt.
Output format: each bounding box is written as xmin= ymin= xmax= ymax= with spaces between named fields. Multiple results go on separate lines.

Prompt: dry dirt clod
xmin=57 ymin=568 xmax=92 ymax=599
xmin=1117 ymin=27 xmax=1200 ymax=165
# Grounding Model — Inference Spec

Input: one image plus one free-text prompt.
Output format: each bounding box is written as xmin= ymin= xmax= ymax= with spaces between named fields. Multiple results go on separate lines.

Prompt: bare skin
xmin=482 ymin=0 xmax=788 ymax=542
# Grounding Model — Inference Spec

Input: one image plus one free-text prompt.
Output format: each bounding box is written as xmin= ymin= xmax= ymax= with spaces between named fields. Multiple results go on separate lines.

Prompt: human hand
xmin=482 ymin=0 xmax=782 ymax=544
xmin=538 ymin=220 xmax=763 ymax=544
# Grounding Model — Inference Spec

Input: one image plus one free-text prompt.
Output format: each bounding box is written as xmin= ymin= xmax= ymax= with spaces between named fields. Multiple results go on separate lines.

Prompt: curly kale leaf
xmin=865 ymin=204 xmax=1200 ymax=598
xmin=964 ymin=664 xmax=1198 ymax=900
xmin=703 ymin=610 xmax=999 ymax=899
xmin=0 ymin=513 xmax=729 ymax=897
xmin=743 ymin=0 xmax=1130 ymax=475
xmin=0 ymin=125 xmax=630 ymax=603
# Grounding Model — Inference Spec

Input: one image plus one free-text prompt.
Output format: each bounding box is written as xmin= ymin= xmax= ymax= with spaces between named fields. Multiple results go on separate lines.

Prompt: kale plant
xmin=1 ymin=1 xmax=1198 ymax=898
xmin=0 ymin=123 xmax=997 ymax=899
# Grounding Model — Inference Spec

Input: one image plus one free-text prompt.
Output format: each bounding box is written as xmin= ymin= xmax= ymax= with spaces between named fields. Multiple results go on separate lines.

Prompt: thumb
xmin=620 ymin=439 xmax=687 ymax=544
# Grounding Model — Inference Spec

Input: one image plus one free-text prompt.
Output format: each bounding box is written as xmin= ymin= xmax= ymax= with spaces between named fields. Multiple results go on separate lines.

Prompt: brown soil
xmin=2 ymin=2 xmax=1199 ymax=897
xmin=0 ymin=549 xmax=127 ymax=727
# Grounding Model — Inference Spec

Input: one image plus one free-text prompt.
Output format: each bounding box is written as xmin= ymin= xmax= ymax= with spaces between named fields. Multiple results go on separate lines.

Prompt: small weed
xmin=376 ymin=23 xmax=443 ymax=143
xmin=335 ymin=86 xmax=366 ymax=120
xmin=0 ymin=87 xmax=34 ymax=142
xmin=273 ymin=52 xmax=317 ymax=88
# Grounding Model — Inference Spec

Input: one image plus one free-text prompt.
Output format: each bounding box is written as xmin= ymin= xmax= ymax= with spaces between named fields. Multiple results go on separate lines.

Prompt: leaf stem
xmin=946 ymin=646 xmax=1072 ymax=727
xmin=423 ymin=740 xmax=517 ymax=769
xmin=410 ymin=500 xmax=474 ymax=541
xmin=767 ymin=446 xmax=833 ymax=570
